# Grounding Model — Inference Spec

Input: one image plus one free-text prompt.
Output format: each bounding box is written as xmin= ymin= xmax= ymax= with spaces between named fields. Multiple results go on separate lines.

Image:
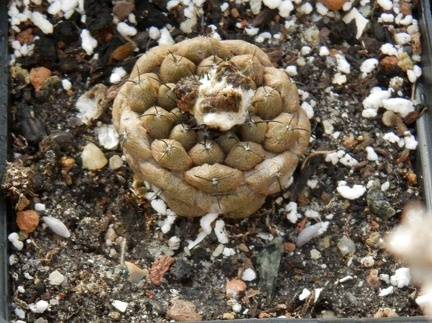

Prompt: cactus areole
xmin=112 ymin=37 xmax=311 ymax=218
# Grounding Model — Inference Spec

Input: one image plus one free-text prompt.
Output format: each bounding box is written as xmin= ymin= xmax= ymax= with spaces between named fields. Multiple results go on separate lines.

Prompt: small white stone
xmin=335 ymin=54 xmax=351 ymax=74
xmin=61 ymin=0 xmax=79 ymax=12
xmin=310 ymin=249 xmax=321 ymax=259
xmin=31 ymin=12 xmax=53 ymax=34
xmin=42 ymin=216 xmax=71 ymax=238
xmin=200 ymin=213 xmax=218 ymax=234
xmin=9 ymin=254 xmax=19 ymax=266
xmin=305 ymin=209 xmax=320 ymax=219
xmin=377 ymin=0 xmax=393 ymax=11
xmin=363 ymin=89 xmax=391 ymax=110
xmin=366 ymin=146 xmax=378 ymax=161
xmin=337 ymin=183 xmax=366 ymax=200
xmin=97 ymin=124 xmax=119 ymax=150
xmin=394 ymin=32 xmax=412 ymax=45
xmin=81 ymin=143 xmax=108 ymax=170
xmin=380 ymin=13 xmax=394 ymax=23
xmin=158 ymin=27 xmax=175 ymax=45
xmin=379 ymin=286 xmax=394 ymax=297
xmin=29 ymin=300 xmax=49 ymax=313
xmin=148 ymin=26 xmax=161 ymax=40
xmin=161 ymin=212 xmax=177 ymax=234
xmin=48 ymin=1 xmax=62 ymax=15
xmin=299 ymin=2 xmax=313 ymax=15
xmin=62 ymin=79 xmax=72 ymax=90
xmin=301 ymin=101 xmax=314 ymax=119
xmin=404 ymin=135 xmax=418 ymax=150
xmin=220 ymin=2 xmax=229 ymax=11
xmin=382 ymin=98 xmax=414 ymax=117
xmin=151 ymin=199 xmax=167 ymax=215
xmin=285 ymin=65 xmax=297 ymax=76
xmin=245 ymin=27 xmax=259 ymax=36
xmin=380 ymin=274 xmax=390 ymax=284
xmin=360 ymin=255 xmax=375 ymax=267
xmin=263 ymin=0 xmax=282 ymax=9
xmin=332 ymin=72 xmax=347 ymax=85
xmin=222 ymin=247 xmax=236 ymax=257
xmin=297 ymin=222 xmax=329 ymax=247
xmin=316 ymin=2 xmax=329 ymax=16
xmin=110 ymin=67 xmax=127 ymax=84
xmin=285 ymin=201 xmax=300 ymax=223
xmin=250 ymin=0 xmax=262 ymax=14
xmin=117 ymin=22 xmax=137 ymax=37
xmin=8 ymin=232 xmax=23 ymax=250
xmin=278 ymin=0 xmax=294 ymax=17
xmin=49 ymin=270 xmax=65 ymax=285
xmin=242 ymin=268 xmax=257 ymax=281
xmin=360 ymin=58 xmax=378 ymax=76
xmin=380 ymin=43 xmax=398 ymax=56
xmin=14 ymin=307 xmax=26 ymax=319
xmin=109 ymin=155 xmax=124 ymax=170
xmin=232 ymin=302 xmax=242 ymax=313
xmin=214 ymin=219 xmax=229 ymax=244
xmin=112 ymin=300 xmax=128 ymax=313
xmin=80 ymin=29 xmax=97 ymax=55
xmin=168 ymin=236 xmax=181 ymax=250
xmin=390 ymin=267 xmax=411 ymax=288
xmin=383 ymin=132 xmax=401 ymax=144
xmin=299 ymin=288 xmax=311 ymax=301
xmin=339 ymin=153 xmax=358 ymax=167
xmin=342 ymin=8 xmax=369 ymax=39
xmin=319 ymin=46 xmax=330 ymax=56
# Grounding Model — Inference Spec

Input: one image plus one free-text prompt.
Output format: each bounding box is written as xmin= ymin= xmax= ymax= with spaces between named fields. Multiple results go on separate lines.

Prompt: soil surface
xmin=4 ymin=0 xmax=425 ymax=322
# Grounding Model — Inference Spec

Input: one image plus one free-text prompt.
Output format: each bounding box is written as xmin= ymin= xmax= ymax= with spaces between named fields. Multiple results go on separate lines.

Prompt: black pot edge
xmin=417 ymin=0 xmax=432 ymax=211
xmin=1 ymin=1 xmax=432 ymax=322
xmin=0 ymin=1 xmax=10 ymax=322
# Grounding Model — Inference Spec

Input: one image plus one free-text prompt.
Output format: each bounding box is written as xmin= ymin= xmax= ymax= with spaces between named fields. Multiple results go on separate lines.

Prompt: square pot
xmin=1 ymin=1 xmax=432 ymax=322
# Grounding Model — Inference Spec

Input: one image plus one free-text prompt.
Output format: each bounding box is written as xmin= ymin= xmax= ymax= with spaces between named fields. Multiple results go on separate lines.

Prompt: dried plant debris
xmin=5 ymin=0 xmax=426 ymax=321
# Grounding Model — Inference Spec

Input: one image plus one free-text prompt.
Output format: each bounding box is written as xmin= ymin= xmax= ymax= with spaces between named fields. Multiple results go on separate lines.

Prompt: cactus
xmin=112 ymin=37 xmax=311 ymax=218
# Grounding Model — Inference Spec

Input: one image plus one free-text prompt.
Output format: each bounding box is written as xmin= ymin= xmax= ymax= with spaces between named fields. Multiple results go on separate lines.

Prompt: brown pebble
xmin=374 ymin=308 xmax=399 ymax=318
xmin=238 ymin=243 xmax=249 ymax=253
xmin=405 ymin=170 xmax=417 ymax=185
xmin=412 ymin=32 xmax=421 ymax=55
xmin=226 ymin=278 xmax=247 ymax=299
xmin=16 ymin=210 xmax=40 ymax=234
xmin=167 ymin=300 xmax=202 ymax=322
xmin=283 ymin=242 xmax=296 ymax=253
xmin=149 ymin=255 xmax=174 ymax=286
xmin=399 ymin=0 xmax=412 ymax=15
xmin=342 ymin=137 xmax=358 ymax=149
xmin=258 ymin=312 xmax=272 ymax=318
xmin=113 ymin=1 xmax=135 ymax=20
xmin=380 ymin=56 xmax=401 ymax=76
xmin=110 ymin=42 xmax=136 ymax=61
xmin=30 ymin=67 xmax=52 ymax=92
xmin=60 ymin=157 xmax=75 ymax=170
xmin=17 ymin=28 xmax=34 ymax=45
xmin=366 ymin=268 xmax=380 ymax=287
xmin=230 ymin=8 xmax=240 ymax=18
xmin=320 ymin=0 xmax=348 ymax=10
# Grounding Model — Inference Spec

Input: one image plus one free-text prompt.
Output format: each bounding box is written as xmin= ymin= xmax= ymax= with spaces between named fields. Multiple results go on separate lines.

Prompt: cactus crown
xmin=113 ymin=37 xmax=311 ymax=218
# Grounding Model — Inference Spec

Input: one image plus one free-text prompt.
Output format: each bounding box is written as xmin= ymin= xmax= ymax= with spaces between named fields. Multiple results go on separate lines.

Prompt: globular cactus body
xmin=113 ymin=37 xmax=310 ymax=218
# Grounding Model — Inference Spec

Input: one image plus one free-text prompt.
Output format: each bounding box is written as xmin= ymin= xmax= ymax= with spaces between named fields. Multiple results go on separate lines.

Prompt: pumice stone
xmin=113 ymin=36 xmax=311 ymax=218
